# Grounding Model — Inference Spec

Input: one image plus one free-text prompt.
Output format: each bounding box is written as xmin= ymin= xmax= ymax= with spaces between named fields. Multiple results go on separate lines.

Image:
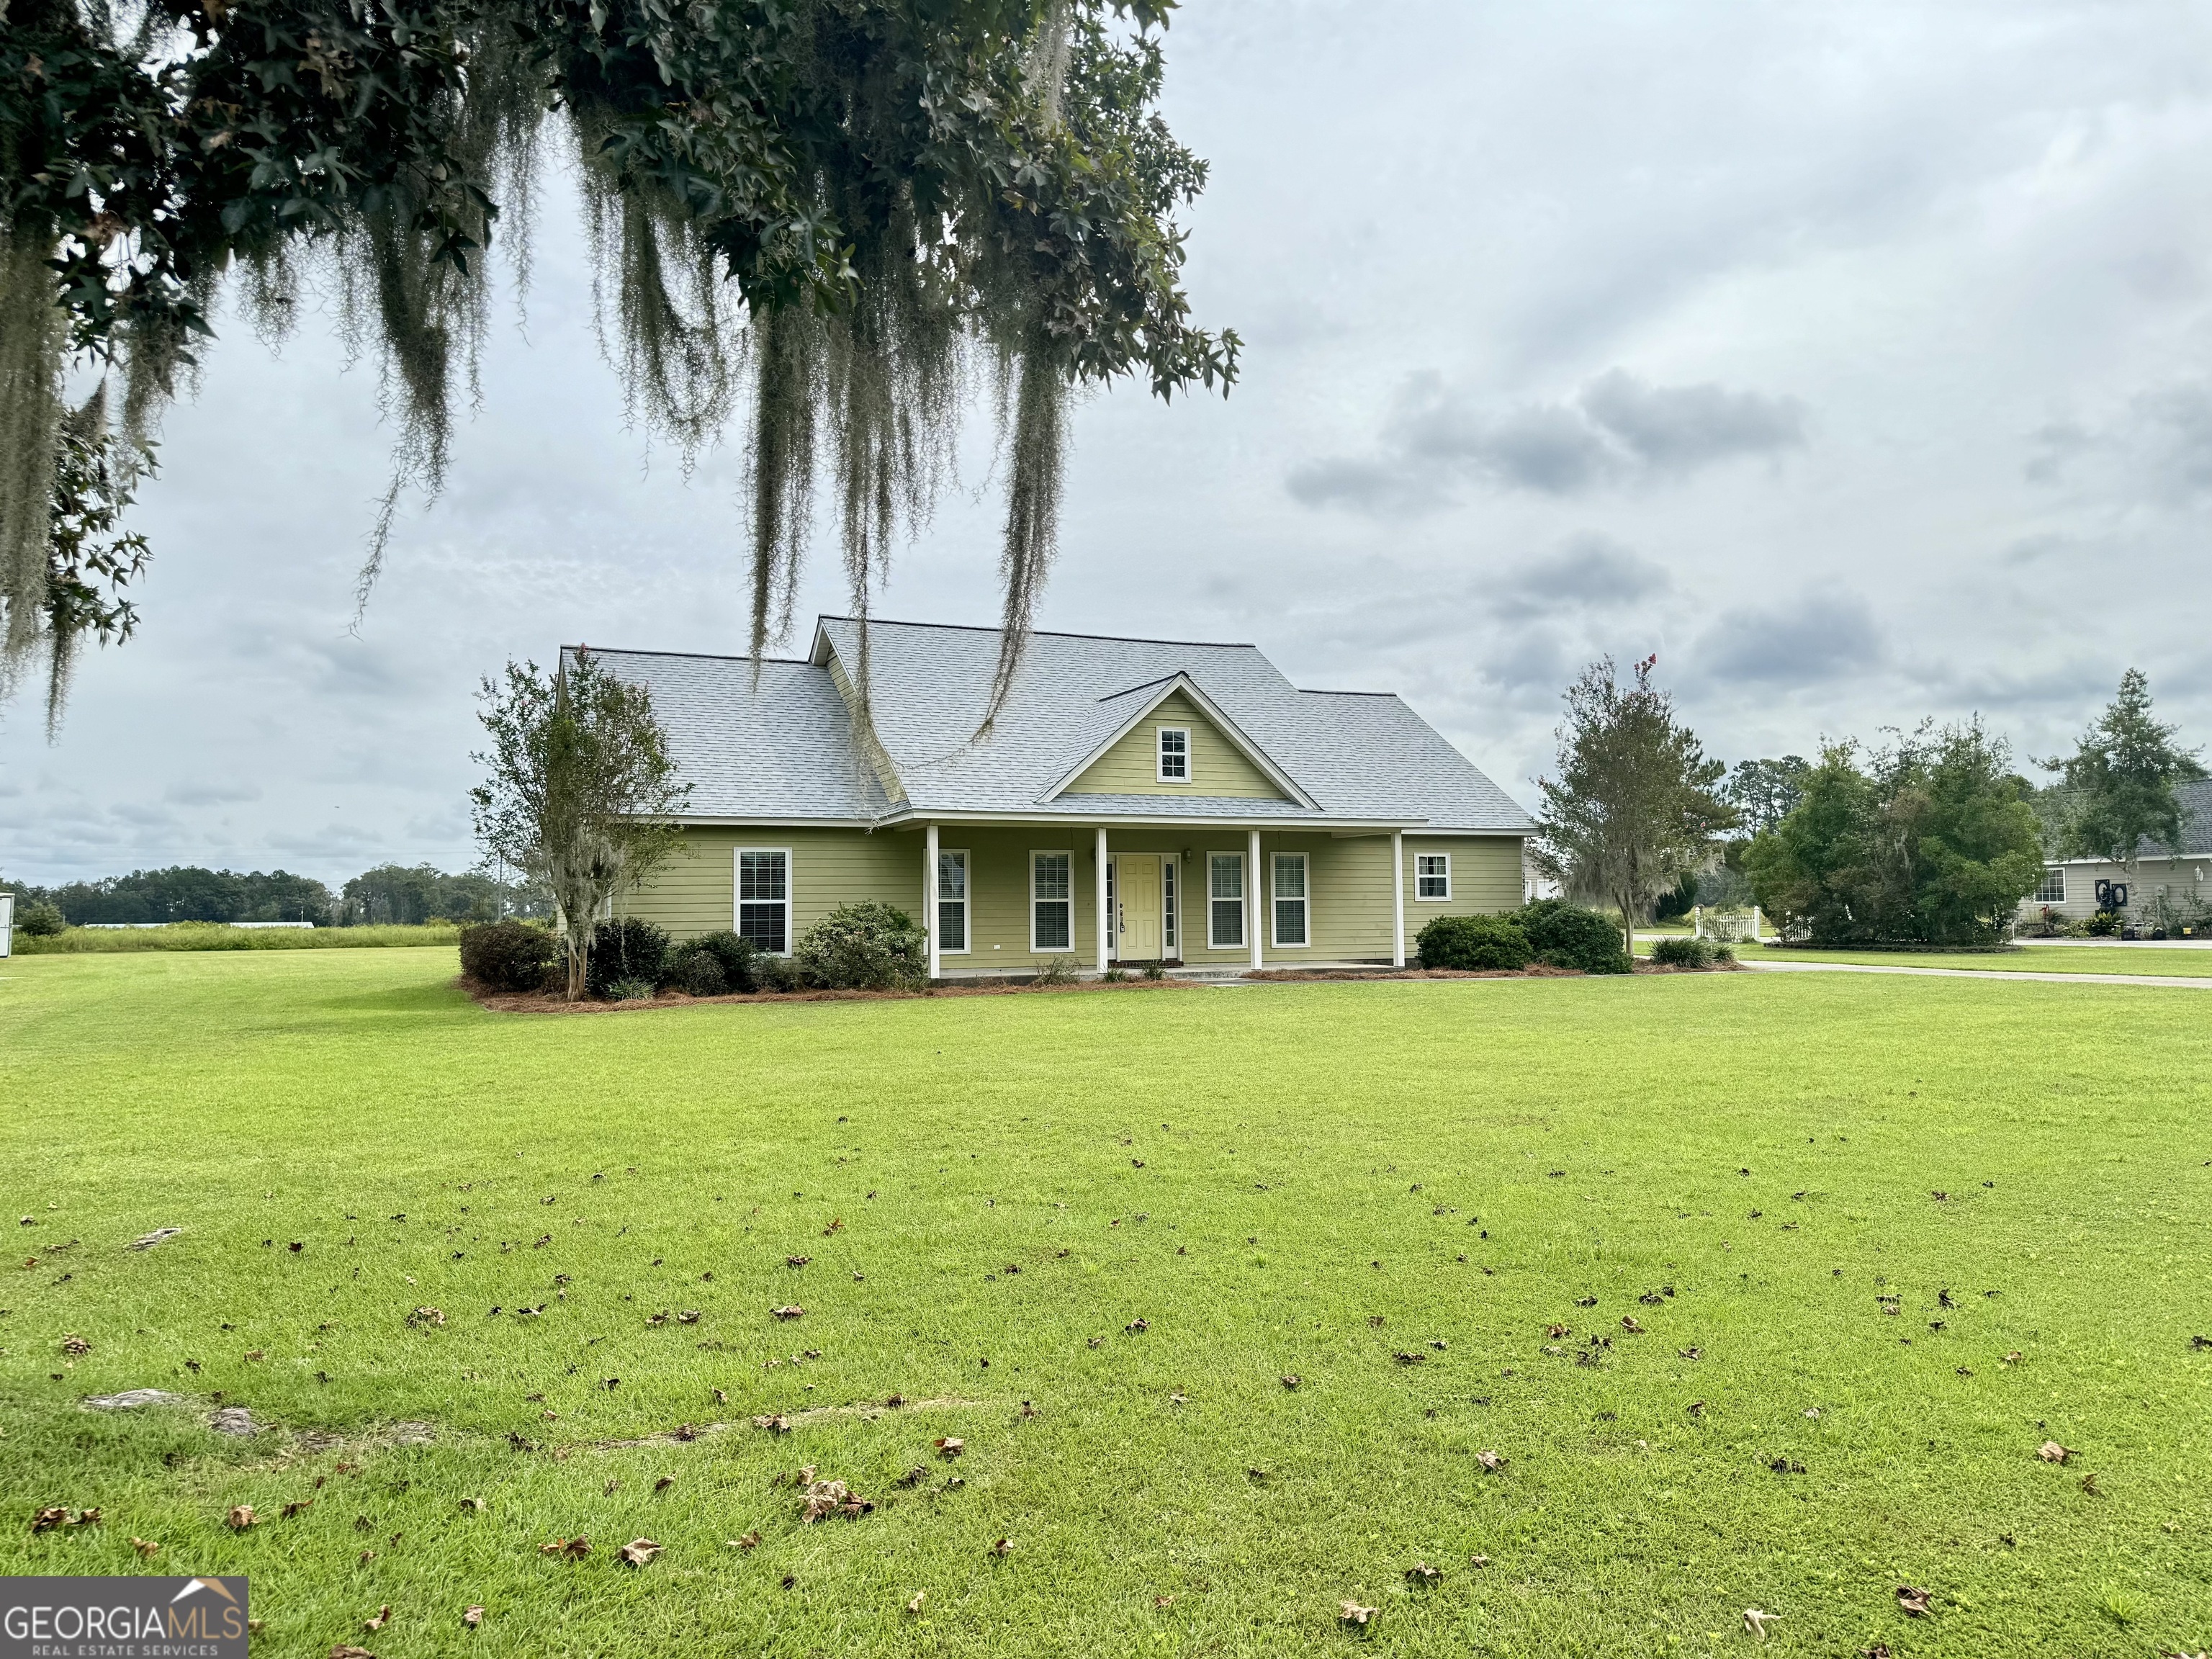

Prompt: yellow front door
xmin=1117 ymin=856 xmax=1162 ymax=961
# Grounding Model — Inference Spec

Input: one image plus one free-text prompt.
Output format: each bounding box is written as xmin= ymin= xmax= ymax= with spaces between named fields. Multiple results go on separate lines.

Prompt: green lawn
xmin=1743 ymin=943 xmax=2212 ymax=977
xmin=4 ymin=949 xmax=2210 ymax=1657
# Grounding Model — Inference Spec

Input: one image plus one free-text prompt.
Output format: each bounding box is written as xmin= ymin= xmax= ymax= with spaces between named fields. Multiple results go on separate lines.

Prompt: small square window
xmin=2033 ymin=867 xmax=2064 ymax=904
xmin=1416 ymin=853 xmax=1451 ymax=901
xmin=1157 ymin=726 xmax=1190 ymax=783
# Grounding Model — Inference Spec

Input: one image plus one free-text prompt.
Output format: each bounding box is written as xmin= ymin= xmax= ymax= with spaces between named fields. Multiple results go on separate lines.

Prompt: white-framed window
xmin=938 ymin=849 xmax=969 ymax=954
xmin=1272 ymin=852 xmax=1309 ymax=948
xmin=1163 ymin=856 xmax=1179 ymax=953
xmin=2034 ymin=866 xmax=2065 ymax=904
xmin=735 ymin=848 xmax=792 ymax=955
xmin=1156 ymin=725 xmax=1191 ymax=783
xmin=1030 ymin=851 xmax=1074 ymax=953
xmin=1416 ymin=852 xmax=1451 ymax=901
xmin=1208 ymin=852 xmax=1244 ymax=949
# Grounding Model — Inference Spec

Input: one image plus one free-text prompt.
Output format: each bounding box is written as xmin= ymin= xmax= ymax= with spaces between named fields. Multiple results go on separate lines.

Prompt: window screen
xmin=1208 ymin=853 xmax=1244 ymax=948
xmin=1416 ymin=853 xmax=1450 ymax=899
xmin=1273 ymin=853 xmax=1308 ymax=947
xmin=1033 ymin=853 xmax=1072 ymax=951
xmin=737 ymin=850 xmax=790 ymax=953
xmin=1158 ymin=726 xmax=1190 ymax=781
xmin=938 ymin=850 xmax=968 ymax=952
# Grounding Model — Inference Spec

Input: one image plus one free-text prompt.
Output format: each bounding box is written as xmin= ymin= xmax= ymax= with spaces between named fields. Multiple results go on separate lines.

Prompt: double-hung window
xmin=1031 ymin=852 xmax=1073 ymax=952
xmin=1208 ymin=853 xmax=1244 ymax=949
xmin=736 ymin=849 xmax=791 ymax=954
xmin=938 ymin=850 xmax=969 ymax=953
xmin=2034 ymin=866 xmax=2065 ymax=904
xmin=1272 ymin=853 xmax=1309 ymax=948
xmin=1416 ymin=853 xmax=1451 ymax=900
xmin=1156 ymin=726 xmax=1191 ymax=783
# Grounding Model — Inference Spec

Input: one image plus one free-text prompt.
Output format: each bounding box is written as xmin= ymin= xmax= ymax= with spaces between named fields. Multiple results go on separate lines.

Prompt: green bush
xmin=607 ymin=976 xmax=657 ymax=1002
xmin=793 ymin=902 xmax=927 ymax=990
xmin=459 ymin=920 xmax=559 ymax=992
xmin=1650 ymin=935 xmax=1716 ymax=968
xmin=1414 ymin=914 xmax=1533 ymax=971
xmin=587 ymin=917 xmax=670 ymax=999
xmin=1038 ymin=956 xmax=1079 ymax=986
xmin=668 ymin=929 xmax=760 ymax=994
xmin=670 ymin=950 xmax=728 ymax=996
xmin=756 ymin=953 xmax=805 ymax=993
xmin=15 ymin=900 xmax=66 ymax=938
xmin=1517 ymin=899 xmax=1631 ymax=974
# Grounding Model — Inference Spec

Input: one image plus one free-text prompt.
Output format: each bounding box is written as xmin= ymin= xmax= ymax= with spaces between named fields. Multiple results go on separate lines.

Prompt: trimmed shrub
xmin=607 ymin=976 xmax=657 ymax=1002
xmin=587 ymin=917 xmax=671 ymax=999
xmin=1037 ymin=955 xmax=1079 ymax=986
xmin=669 ymin=929 xmax=760 ymax=994
xmin=793 ymin=902 xmax=927 ymax=990
xmin=671 ymin=950 xmax=729 ymax=996
xmin=755 ymin=953 xmax=804 ymax=993
xmin=1517 ymin=899 xmax=1632 ymax=974
xmin=16 ymin=900 xmax=66 ymax=938
xmin=459 ymin=920 xmax=559 ymax=992
xmin=1650 ymin=935 xmax=1717 ymax=968
xmin=1414 ymin=914 xmax=1532 ymax=971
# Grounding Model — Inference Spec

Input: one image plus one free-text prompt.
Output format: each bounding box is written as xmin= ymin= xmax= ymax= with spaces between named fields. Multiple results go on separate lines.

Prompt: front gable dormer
xmin=1048 ymin=674 xmax=1316 ymax=805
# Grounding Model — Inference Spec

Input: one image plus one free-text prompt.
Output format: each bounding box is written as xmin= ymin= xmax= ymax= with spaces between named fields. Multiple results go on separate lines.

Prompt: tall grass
xmin=14 ymin=923 xmax=461 ymax=954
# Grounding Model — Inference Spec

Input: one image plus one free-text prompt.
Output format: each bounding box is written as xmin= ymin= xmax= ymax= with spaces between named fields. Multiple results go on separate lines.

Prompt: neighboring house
xmin=2020 ymin=778 xmax=2212 ymax=924
xmin=585 ymin=616 xmax=1535 ymax=977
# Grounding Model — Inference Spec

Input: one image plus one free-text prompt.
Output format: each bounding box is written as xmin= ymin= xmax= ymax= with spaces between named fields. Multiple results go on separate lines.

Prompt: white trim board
xmin=1040 ymin=673 xmax=1318 ymax=808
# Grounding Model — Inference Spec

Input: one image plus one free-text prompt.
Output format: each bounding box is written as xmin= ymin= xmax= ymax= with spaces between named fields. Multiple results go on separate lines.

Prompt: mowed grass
xmin=17 ymin=922 xmax=461 ymax=953
xmin=1746 ymin=944 xmax=2212 ymax=977
xmin=4 ymin=950 xmax=2211 ymax=1658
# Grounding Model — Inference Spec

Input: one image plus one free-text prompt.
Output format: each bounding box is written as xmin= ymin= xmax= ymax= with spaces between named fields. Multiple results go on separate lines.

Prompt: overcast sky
xmin=7 ymin=0 xmax=2211 ymax=887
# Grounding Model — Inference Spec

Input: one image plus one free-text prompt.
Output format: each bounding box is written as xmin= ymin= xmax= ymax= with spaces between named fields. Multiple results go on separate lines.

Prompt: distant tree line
xmin=1 ymin=863 xmax=549 ymax=927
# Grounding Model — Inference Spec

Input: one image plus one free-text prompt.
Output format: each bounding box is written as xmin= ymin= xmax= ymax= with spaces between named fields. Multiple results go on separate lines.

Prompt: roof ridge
xmin=1299 ymin=687 xmax=1401 ymax=698
xmin=819 ymin=614 xmax=1254 ymax=650
xmin=561 ymin=645 xmax=814 ymax=666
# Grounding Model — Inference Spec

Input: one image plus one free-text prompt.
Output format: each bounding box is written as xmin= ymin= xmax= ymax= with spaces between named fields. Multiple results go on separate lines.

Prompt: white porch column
xmin=924 ymin=823 xmax=940 ymax=981
xmin=1095 ymin=827 xmax=1111 ymax=974
xmin=1248 ymin=827 xmax=1264 ymax=971
xmin=1391 ymin=830 xmax=1406 ymax=967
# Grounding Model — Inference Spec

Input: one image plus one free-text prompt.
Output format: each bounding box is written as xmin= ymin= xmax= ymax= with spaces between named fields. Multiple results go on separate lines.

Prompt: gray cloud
xmin=1496 ymin=534 xmax=1673 ymax=620
xmin=1696 ymin=590 xmax=1884 ymax=686
xmin=1289 ymin=369 xmax=1805 ymax=514
xmin=166 ymin=781 xmax=263 ymax=806
xmin=2026 ymin=382 xmax=2212 ymax=502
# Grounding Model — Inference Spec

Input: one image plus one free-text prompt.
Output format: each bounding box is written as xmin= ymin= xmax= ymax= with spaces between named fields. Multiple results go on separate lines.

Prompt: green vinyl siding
xmin=619 ymin=826 xmax=925 ymax=944
xmin=620 ymin=822 xmax=1527 ymax=969
xmin=1401 ymin=836 xmax=1526 ymax=919
xmin=1064 ymin=691 xmax=1287 ymax=799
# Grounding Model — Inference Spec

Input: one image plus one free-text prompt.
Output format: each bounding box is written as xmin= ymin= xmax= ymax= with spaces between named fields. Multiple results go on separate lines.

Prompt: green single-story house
xmin=585 ymin=616 xmax=1535 ymax=978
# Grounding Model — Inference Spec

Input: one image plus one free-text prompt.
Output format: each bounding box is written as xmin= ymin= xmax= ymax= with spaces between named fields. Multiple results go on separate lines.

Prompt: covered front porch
xmin=912 ymin=822 xmax=1416 ymax=981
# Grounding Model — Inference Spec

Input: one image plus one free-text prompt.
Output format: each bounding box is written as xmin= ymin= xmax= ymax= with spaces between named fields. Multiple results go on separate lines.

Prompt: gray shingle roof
xmin=2153 ymin=778 xmax=2212 ymax=857
xmin=578 ymin=619 xmax=1534 ymax=832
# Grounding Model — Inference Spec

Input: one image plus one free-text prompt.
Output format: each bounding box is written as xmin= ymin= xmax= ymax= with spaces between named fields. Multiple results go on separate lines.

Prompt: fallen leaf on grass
xmin=935 ymin=1437 xmax=964 ymax=1459
xmin=988 ymin=1537 xmax=1012 ymax=1556
xmin=459 ymin=1498 xmax=485 ymax=1513
xmin=771 ymin=1305 xmax=805 ymax=1321
xmin=226 ymin=1506 xmax=258 ymax=1531
xmin=1678 ymin=1346 xmax=1703 ymax=1360
xmin=907 ymin=1591 xmax=926 ymax=1613
xmin=1619 ymin=1316 xmax=1645 ymax=1334
xmin=1403 ymin=1562 xmax=1441 ymax=1586
xmin=824 ymin=1218 xmax=845 ymax=1235
xmin=1895 ymin=1585 xmax=1930 ymax=1617
xmin=60 ymin=1334 xmax=90 ymax=1357
xmin=1152 ymin=1594 xmax=1174 ymax=1609
xmin=620 ymin=1538 xmax=661 ymax=1567
xmin=130 ymin=1537 xmax=159 ymax=1557
xmin=1743 ymin=1608 xmax=1780 ymax=1639
xmin=1546 ymin=1323 xmax=1569 ymax=1339
xmin=1392 ymin=1352 xmax=1426 ymax=1367
xmin=798 ymin=1477 xmax=873 ymax=1523
xmin=1339 ymin=1601 xmax=1377 ymax=1627
xmin=896 ymin=1467 xmax=927 ymax=1488
xmin=1125 ymin=1317 xmax=1150 ymax=1334
xmin=754 ymin=1413 xmax=791 ymax=1434
xmin=462 ymin=1605 xmax=484 ymax=1628
xmin=357 ymin=1551 xmax=377 ymax=1567
xmin=1475 ymin=1450 xmax=1506 ymax=1472
xmin=1467 ymin=1553 xmax=1491 ymax=1568
xmin=362 ymin=1606 xmax=391 ymax=1632
xmin=732 ymin=1532 xmax=761 ymax=1550
xmin=2080 ymin=1473 xmax=2103 ymax=1496
xmin=328 ymin=1646 xmax=377 ymax=1659
xmin=30 ymin=1508 xmax=69 ymax=1533
xmin=282 ymin=1499 xmax=315 ymax=1519
xmin=539 ymin=1537 xmax=590 ymax=1559
xmin=1686 ymin=1401 xmax=1706 ymax=1418
xmin=405 ymin=1306 xmax=445 ymax=1328
xmin=786 ymin=1256 xmax=811 ymax=1269
xmin=655 ymin=1475 xmax=675 ymax=1492
xmin=2037 ymin=1441 xmax=2075 ymax=1464
xmin=1281 ymin=1375 xmax=1302 ymax=1390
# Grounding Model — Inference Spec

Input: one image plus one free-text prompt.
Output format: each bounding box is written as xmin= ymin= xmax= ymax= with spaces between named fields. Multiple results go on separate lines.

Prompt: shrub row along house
xmin=583 ymin=618 xmax=1534 ymax=978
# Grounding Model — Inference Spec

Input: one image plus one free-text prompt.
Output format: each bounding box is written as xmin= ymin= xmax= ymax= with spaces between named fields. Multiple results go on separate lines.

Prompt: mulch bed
xmin=462 ymin=975 xmax=1205 ymax=1015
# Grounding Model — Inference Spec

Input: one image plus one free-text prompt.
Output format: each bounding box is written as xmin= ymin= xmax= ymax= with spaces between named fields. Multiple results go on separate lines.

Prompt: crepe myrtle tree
xmin=1533 ymin=655 xmax=1736 ymax=959
xmin=469 ymin=652 xmax=688 ymax=999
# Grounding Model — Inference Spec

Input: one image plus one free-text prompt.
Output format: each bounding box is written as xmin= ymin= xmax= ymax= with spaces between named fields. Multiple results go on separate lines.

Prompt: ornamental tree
xmin=469 ymin=652 xmax=688 ymax=999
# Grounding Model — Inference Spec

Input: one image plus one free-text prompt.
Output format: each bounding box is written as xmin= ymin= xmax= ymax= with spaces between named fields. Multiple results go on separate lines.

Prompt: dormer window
xmin=1156 ymin=725 xmax=1190 ymax=783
